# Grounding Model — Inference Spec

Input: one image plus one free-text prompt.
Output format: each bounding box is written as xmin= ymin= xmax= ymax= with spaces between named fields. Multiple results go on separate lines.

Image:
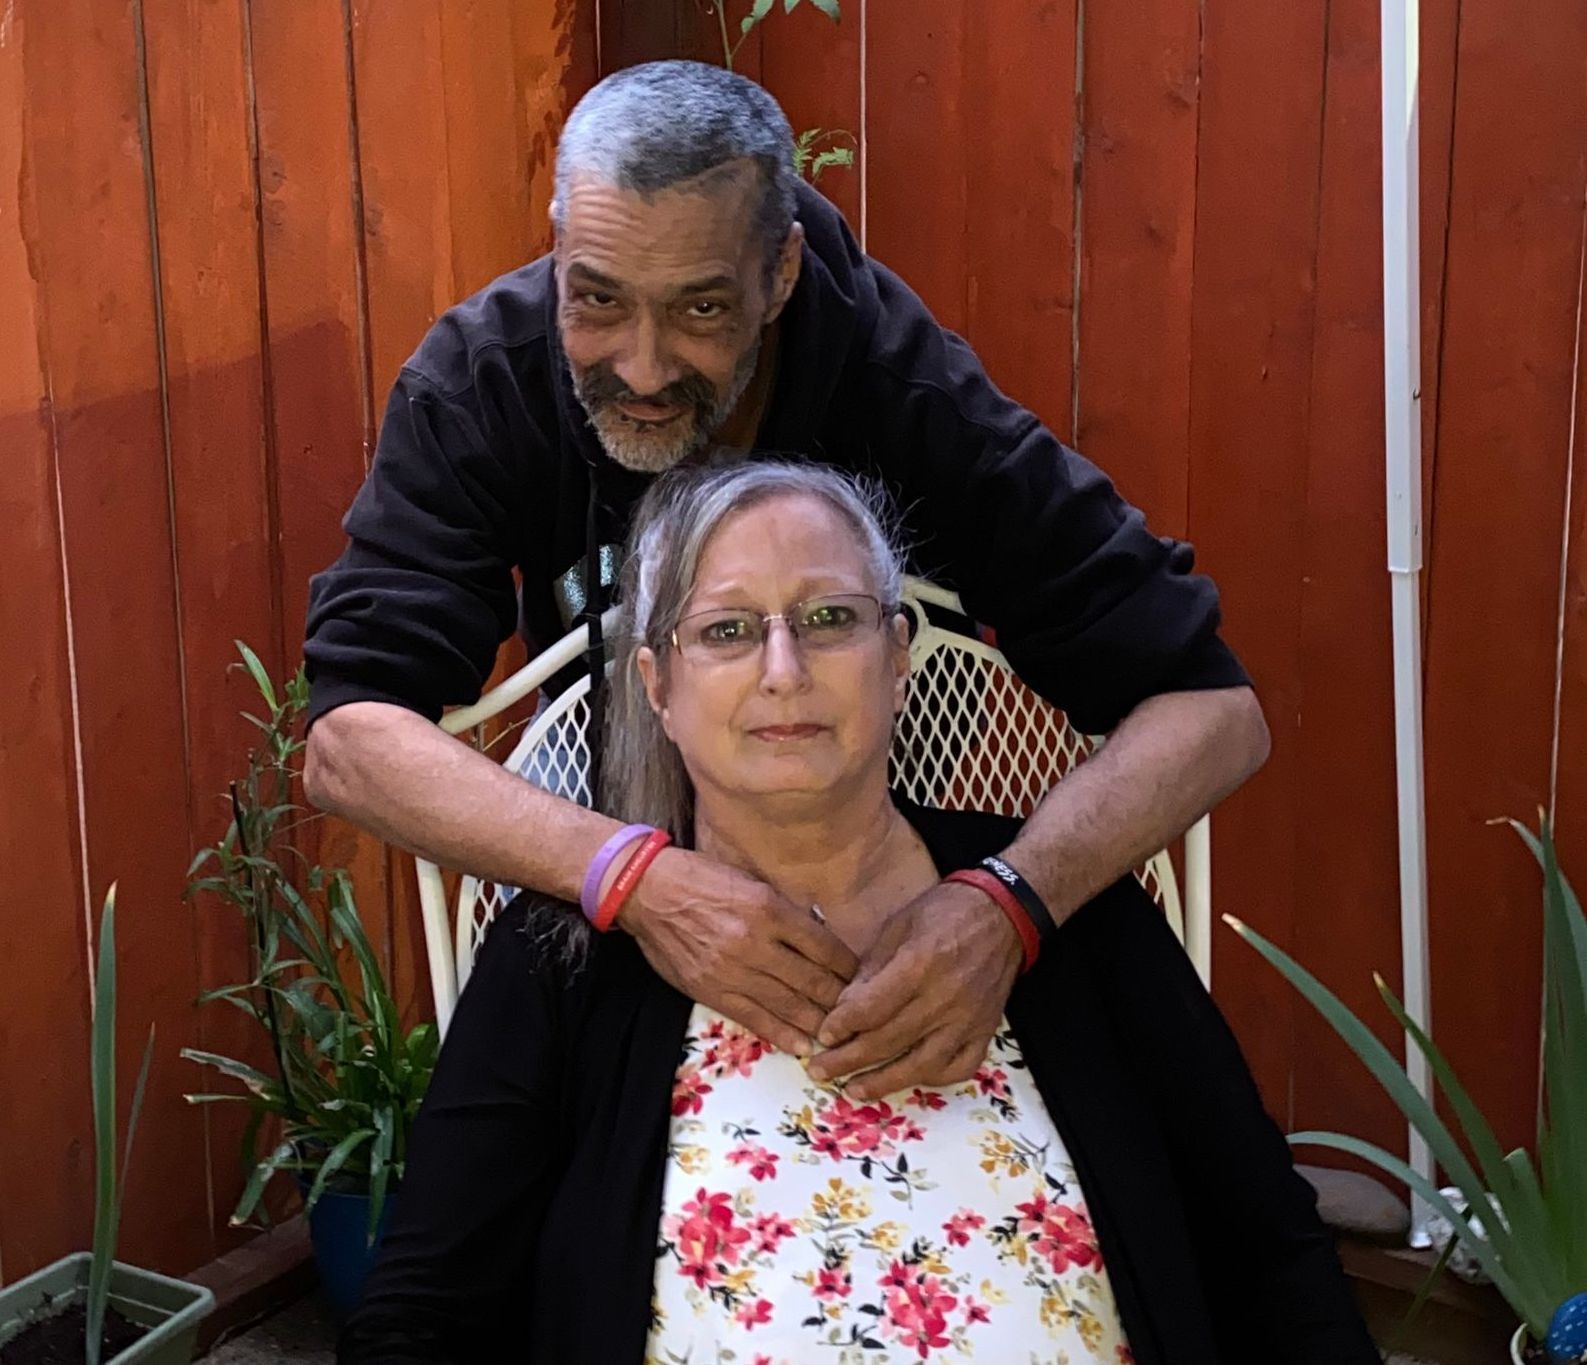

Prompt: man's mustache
xmin=577 ymin=363 xmax=717 ymax=416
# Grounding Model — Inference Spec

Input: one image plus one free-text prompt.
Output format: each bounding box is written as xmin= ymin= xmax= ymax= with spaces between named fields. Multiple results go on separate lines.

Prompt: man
xmin=304 ymin=61 xmax=1269 ymax=1101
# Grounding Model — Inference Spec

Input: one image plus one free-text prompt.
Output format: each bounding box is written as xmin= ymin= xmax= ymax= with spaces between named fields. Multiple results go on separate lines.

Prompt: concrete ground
xmin=202 ymin=1295 xmax=335 ymax=1363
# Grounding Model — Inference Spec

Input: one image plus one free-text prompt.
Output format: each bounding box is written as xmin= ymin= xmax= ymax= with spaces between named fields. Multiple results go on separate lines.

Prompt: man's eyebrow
xmin=673 ymin=274 xmax=740 ymax=296
xmin=565 ymin=263 xmax=625 ymax=291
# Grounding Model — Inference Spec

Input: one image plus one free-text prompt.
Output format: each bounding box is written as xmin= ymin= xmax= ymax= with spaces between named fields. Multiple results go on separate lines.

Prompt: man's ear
xmin=764 ymin=222 xmax=804 ymax=325
xmin=636 ymin=646 xmax=672 ymax=735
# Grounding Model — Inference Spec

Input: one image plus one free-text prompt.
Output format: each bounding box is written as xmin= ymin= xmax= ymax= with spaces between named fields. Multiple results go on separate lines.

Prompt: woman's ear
xmin=889 ymin=613 xmax=910 ymax=714
xmin=636 ymin=646 xmax=671 ymax=733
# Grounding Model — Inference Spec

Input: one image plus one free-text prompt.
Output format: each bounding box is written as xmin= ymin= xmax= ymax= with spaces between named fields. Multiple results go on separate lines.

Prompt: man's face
xmin=556 ymin=162 xmax=798 ymax=472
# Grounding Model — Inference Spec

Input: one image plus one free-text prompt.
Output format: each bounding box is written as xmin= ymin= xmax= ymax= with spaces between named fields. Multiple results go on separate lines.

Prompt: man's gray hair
xmin=552 ymin=61 xmax=798 ymax=276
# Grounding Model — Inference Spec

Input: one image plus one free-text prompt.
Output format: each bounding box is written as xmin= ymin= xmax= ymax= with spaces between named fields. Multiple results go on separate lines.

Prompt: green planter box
xmin=0 ymin=1253 xmax=214 ymax=1364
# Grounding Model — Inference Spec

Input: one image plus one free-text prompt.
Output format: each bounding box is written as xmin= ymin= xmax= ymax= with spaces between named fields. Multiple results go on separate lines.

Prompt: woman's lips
xmin=749 ymin=724 xmax=827 ymax=742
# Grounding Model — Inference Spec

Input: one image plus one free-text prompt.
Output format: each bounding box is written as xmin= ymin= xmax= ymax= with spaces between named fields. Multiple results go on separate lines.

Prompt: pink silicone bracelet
xmin=580 ymin=824 xmax=653 ymax=923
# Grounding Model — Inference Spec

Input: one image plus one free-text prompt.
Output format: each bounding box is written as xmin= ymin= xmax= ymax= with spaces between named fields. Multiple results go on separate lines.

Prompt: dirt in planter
xmin=0 ymin=1301 xmax=145 ymax=1365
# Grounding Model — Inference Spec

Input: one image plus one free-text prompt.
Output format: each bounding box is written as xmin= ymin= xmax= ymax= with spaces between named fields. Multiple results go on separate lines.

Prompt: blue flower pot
xmin=303 ymin=1187 xmax=394 ymax=1323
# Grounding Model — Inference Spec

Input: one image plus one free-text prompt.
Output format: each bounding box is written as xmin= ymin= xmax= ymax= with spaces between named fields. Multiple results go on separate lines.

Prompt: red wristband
xmin=944 ymin=868 xmax=1040 ymax=973
xmin=593 ymin=829 xmax=673 ymax=932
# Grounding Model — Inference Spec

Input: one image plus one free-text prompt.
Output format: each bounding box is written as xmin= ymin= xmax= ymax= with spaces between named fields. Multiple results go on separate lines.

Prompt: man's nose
xmin=613 ymin=315 xmax=677 ymax=397
xmin=758 ymin=618 xmax=810 ymax=694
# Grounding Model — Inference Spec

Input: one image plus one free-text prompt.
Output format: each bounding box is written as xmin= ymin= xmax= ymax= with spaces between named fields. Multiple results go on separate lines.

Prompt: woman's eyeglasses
xmin=670 ymin=593 xmax=891 ymax=663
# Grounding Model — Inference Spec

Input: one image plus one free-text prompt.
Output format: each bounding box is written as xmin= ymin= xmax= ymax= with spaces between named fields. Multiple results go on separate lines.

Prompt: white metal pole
xmin=1381 ymin=0 xmax=1436 ymax=1246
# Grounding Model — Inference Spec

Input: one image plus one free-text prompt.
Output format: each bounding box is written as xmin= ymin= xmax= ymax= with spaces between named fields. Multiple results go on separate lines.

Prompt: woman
xmin=340 ymin=460 xmax=1377 ymax=1364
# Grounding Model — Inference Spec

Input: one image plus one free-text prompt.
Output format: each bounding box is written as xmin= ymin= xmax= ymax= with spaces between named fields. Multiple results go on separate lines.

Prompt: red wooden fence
xmin=2 ymin=0 xmax=1583 ymax=1281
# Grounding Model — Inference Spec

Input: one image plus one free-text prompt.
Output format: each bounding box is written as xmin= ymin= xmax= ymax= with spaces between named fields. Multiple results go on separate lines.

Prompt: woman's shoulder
xmin=892 ymin=796 xmax=1022 ymax=874
xmin=472 ymin=889 xmax=649 ymax=997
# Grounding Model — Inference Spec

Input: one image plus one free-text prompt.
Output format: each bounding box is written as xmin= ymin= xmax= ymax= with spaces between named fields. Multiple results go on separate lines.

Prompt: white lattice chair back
xmin=415 ymin=576 xmax=1211 ymax=1035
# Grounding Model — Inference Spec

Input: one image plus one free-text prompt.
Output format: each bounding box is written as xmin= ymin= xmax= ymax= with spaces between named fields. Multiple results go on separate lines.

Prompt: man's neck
xmin=692 ymin=777 xmax=935 ymax=950
xmin=715 ymin=322 xmax=781 ymax=451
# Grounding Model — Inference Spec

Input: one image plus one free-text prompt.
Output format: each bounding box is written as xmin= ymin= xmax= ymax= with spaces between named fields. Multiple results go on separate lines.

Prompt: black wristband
xmin=979 ymin=856 xmax=1059 ymax=944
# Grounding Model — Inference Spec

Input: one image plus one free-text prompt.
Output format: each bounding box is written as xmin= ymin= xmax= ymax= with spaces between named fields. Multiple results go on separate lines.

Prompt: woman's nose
xmin=757 ymin=618 xmax=810 ymax=693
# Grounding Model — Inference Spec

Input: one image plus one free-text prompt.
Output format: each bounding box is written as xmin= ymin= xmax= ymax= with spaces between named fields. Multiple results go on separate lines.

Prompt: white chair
xmin=415 ymin=576 xmax=1213 ymax=1036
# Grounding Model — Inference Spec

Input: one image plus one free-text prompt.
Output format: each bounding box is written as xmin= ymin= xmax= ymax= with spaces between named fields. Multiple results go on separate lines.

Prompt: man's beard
xmin=570 ymin=336 xmax=761 ymax=474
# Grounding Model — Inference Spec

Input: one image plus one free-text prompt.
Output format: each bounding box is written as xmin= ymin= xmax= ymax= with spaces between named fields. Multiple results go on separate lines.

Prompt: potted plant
xmin=181 ymin=647 xmax=437 ymax=1320
xmin=1227 ymin=815 xmax=1587 ymax=1363
xmin=0 ymin=888 xmax=215 ymax=1364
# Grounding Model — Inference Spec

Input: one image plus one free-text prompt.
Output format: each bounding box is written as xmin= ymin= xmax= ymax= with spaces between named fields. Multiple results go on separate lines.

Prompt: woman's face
xmin=637 ymin=492 xmax=909 ymax=813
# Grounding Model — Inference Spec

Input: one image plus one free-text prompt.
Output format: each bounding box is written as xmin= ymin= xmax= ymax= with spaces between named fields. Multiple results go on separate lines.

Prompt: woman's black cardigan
xmin=340 ymin=805 xmax=1378 ymax=1364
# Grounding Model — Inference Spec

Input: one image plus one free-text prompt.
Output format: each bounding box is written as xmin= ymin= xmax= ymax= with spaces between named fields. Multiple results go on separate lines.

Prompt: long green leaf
xmin=232 ymin=1139 xmax=299 ymax=1225
xmin=1290 ymin=1130 xmax=1549 ymax=1334
xmin=86 ymin=885 xmax=118 ymax=1365
xmin=809 ymin=0 xmax=840 ymax=17
xmin=1226 ymin=918 xmax=1497 ymax=1224
xmin=1511 ymin=819 xmax=1587 ymax=1296
xmin=235 ymin=640 xmax=278 ymax=711
xmin=368 ymin=1106 xmax=395 ymax=1244
xmin=303 ymin=1127 xmax=375 ymax=1215
xmin=1372 ymin=975 xmax=1550 ymax=1294
xmin=117 ymin=1026 xmax=156 ymax=1216
xmin=179 ymin=1048 xmax=276 ymax=1095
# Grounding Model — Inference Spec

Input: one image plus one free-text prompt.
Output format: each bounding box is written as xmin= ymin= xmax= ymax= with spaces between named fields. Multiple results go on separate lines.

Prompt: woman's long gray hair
xmin=532 ymin=459 xmax=907 ymax=966
xmin=600 ymin=459 xmax=908 ymax=843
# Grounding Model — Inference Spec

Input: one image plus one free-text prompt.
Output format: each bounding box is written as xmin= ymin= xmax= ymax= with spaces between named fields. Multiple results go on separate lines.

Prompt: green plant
xmin=182 ymin=644 xmax=437 ymax=1243
xmin=794 ymin=126 xmax=857 ymax=183
xmin=1227 ymin=815 xmax=1587 ymax=1342
xmin=707 ymin=0 xmax=856 ymax=181
xmin=87 ymin=885 xmax=156 ymax=1365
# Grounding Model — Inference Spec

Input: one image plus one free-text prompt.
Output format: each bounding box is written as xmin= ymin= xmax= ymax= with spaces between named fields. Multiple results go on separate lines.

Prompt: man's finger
xmin=756 ymin=939 xmax=851 ymax=1012
xmin=920 ymin=1039 xmax=987 ymax=1089
xmin=737 ymin=970 xmax=829 ymax=1041
xmin=717 ymin=993 xmax=814 ymax=1059
xmin=770 ymin=904 xmax=861 ymax=982
xmin=844 ymin=1028 xmax=960 ymax=1102
xmin=806 ymin=995 xmax=937 ymax=1084
xmin=817 ymin=950 xmax=922 ymax=1047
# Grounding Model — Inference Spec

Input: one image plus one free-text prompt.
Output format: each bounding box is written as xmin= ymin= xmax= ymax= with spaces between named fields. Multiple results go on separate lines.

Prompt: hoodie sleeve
xmin=303 ymin=369 xmax=524 ymax=727
xmin=857 ymin=263 xmax=1249 ymax=736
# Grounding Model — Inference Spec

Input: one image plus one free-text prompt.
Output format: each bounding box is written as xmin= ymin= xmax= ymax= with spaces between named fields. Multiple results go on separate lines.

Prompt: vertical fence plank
xmin=1075 ymin=0 xmax=1198 ymax=534
xmin=759 ymin=4 xmax=861 ymax=233
xmin=1287 ymin=0 xmax=1406 ymax=1159
xmin=1185 ymin=0 xmax=1331 ymax=1120
xmin=1420 ymin=0 xmax=1587 ymax=1150
xmin=0 ymin=4 xmax=95 ymax=1282
xmin=863 ymin=2 xmax=967 ymax=336
xmin=440 ymin=0 xmax=536 ymax=301
xmin=960 ymin=3 xmax=1076 ymax=445
xmin=248 ymin=0 xmax=393 ymax=979
xmin=22 ymin=0 xmax=212 ymax=1274
xmin=349 ymin=0 xmax=469 ymax=1021
xmin=599 ymin=0 xmax=686 ymax=71
xmin=140 ymin=0 xmax=281 ymax=1252
xmin=351 ymin=0 xmax=451 ymax=396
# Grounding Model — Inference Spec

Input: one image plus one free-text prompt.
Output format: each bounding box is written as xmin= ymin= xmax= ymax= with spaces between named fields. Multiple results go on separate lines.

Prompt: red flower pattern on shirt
xmin=649 ymin=1010 xmax=1129 ymax=1362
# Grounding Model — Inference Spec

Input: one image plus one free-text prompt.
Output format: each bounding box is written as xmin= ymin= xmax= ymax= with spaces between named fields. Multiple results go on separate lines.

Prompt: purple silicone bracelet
xmin=581 ymin=824 xmax=654 ymax=923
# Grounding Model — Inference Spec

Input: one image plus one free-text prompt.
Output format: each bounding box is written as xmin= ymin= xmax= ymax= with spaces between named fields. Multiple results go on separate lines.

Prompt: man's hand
xmin=618 ymin=846 xmax=861 ymax=1058
xmin=804 ymin=881 xmax=1022 ymax=1101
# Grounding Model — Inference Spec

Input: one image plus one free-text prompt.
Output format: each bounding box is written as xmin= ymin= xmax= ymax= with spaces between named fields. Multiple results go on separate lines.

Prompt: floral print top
xmin=645 ymin=1005 xmax=1133 ymax=1364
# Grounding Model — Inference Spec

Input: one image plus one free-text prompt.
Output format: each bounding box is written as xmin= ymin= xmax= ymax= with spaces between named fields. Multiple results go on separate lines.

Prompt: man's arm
xmin=1002 ymin=685 xmax=1269 ymax=925
xmin=306 ymin=702 xmax=857 ymax=1055
xmin=808 ymin=686 xmax=1269 ymax=1098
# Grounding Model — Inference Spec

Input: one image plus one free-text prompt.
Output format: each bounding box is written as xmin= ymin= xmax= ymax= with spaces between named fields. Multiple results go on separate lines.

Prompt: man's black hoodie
xmin=304 ymin=182 xmax=1248 ymax=732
